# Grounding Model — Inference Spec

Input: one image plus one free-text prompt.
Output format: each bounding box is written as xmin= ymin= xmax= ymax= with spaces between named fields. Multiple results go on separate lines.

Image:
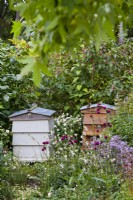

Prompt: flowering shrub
xmin=54 ymin=113 xmax=82 ymax=142
xmin=111 ymin=93 xmax=133 ymax=146
xmin=90 ymin=135 xmax=133 ymax=177
xmin=0 ymin=126 xmax=12 ymax=150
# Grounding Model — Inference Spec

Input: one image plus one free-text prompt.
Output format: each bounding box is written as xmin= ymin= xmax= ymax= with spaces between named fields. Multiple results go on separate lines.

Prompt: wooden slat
xmin=13 ymin=146 xmax=49 ymax=161
xmin=83 ymin=113 xmax=107 ymax=125
xmin=12 ymin=120 xmax=49 ymax=132
xmin=10 ymin=113 xmax=50 ymax=121
xmin=12 ymin=133 xmax=49 ymax=145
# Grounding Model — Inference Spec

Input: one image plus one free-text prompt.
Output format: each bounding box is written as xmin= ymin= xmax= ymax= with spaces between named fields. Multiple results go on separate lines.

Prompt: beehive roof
xmin=9 ymin=107 xmax=56 ymax=118
xmin=80 ymin=103 xmax=116 ymax=110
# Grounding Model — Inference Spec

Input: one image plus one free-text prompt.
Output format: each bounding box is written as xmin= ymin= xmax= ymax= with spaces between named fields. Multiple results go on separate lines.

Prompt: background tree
xmin=0 ymin=0 xmax=16 ymax=39
xmin=9 ymin=0 xmax=133 ymax=85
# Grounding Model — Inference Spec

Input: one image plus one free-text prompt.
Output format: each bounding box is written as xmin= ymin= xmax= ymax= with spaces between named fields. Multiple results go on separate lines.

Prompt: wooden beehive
xmin=80 ymin=103 xmax=116 ymax=149
xmin=9 ymin=106 xmax=56 ymax=162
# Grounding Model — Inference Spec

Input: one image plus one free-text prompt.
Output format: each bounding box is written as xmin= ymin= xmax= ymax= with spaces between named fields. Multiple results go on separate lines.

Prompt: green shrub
xmin=54 ymin=113 xmax=82 ymax=142
xmin=0 ymin=152 xmax=37 ymax=200
xmin=39 ymin=40 xmax=133 ymax=114
xmin=111 ymin=93 xmax=133 ymax=146
xmin=0 ymin=126 xmax=12 ymax=150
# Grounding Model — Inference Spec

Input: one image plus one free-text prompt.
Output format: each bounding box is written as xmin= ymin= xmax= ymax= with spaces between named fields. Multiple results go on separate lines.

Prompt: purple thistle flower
xmin=61 ymin=135 xmax=68 ymax=140
xmin=94 ymin=141 xmax=100 ymax=146
xmin=69 ymin=141 xmax=74 ymax=145
xmin=103 ymin=122 xmax=107 ymax=127
xmin=102 ymin=106 xmax=106 ymax=109
xmin=42 ymin=141 xmax=49 ymax=145
xmin=42 ymin=146 xmax=46 ymax=151
xmin=97 ymin=103 xmax=101 ymax=106
xmin=106 ymin=109 xmax=111 ymax=113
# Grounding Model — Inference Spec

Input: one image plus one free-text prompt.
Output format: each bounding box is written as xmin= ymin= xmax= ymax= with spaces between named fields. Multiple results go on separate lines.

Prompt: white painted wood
xmin=12 ymin=133 xmax=49 ymax=145
xmin=49 ymin=118 xmax=54 ymax=131
xmin=12 ymin=120 xmax=49 ymax=132
xmin=13 ymin=146 xmax=49 ymax=161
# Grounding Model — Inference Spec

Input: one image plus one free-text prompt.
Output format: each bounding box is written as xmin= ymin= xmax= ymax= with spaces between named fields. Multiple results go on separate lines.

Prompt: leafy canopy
xmin=9 ymin=0 xmax=133 ymax=85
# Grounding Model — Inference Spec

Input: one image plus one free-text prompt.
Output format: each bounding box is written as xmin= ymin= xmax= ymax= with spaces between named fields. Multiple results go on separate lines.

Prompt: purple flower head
xmin=94 ymin=141 xmax=100 ymax=146
xmin=97 ymin=103 xmax=101 ymax=106
xmin=73 ymin=139 xmax=77 ymax=143
xmin=69 ymin=141 xmax=74 ymax=145
xmin=42 ymin=146 xmax=46 ymax=151
xmin=61 ymin=135 xmax=68 ymax=141
xmin=104 ymin=135 xmax=108 ymax=139
xmin=103 ymin=122 xmax=107 ymax=127
xmin=96 ymin=129 xmax=99 ymax=133
xmin=102 ymin=106 xmax=106 ymax=109
xmin=106 ymin=109 xmax=111 ymax=113
xmin=42 ymin=141 xmax=49 ymax=145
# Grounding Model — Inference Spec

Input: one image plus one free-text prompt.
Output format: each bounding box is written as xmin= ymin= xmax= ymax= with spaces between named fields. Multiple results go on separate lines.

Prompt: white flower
xmin=60 ymin=164 xmax=64 ymax=168
xmin=84 ymin=159 xmax=88 ymax=164
xmin=48 ymin=192 xmax=52 ymax=197
xmin=6 ymin=130 xmax=9 ymax=133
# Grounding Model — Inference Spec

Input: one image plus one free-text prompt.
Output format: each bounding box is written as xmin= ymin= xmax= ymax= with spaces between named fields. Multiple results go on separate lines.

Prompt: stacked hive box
xmin=9 ymin=106 xmax=56 ymax=162
xmin=80 ymin=103 xmax=116 ymax=149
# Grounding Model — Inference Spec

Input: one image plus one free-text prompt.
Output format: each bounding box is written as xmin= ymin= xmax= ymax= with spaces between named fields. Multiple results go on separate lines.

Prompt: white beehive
xmin=9 ymin=106 xmax=56 ymax=162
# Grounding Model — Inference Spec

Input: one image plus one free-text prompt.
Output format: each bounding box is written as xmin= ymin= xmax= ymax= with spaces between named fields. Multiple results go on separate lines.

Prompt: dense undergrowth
xmin=0 ymin=101 xmax=133 ymax=200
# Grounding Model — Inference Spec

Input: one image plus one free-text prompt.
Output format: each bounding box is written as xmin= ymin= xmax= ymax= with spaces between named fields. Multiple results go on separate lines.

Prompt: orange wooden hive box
xmin=80 ymin=103 xmax=116 ymax=149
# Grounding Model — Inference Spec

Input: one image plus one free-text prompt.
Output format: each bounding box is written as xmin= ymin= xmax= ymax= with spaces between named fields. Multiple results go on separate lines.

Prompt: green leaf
xmin=33 ymin=64 xmax=41 ymax=87
xmin=92 ymin=177 xmax=106 ymax=183
xmin=45 ymin=17 xmax=59 ymax=31
xmin=73 ymin=77 xmax=79 ymax=83
xmin=0 ymin=105 xmax=4 ymax=109
xmin=76 ymin=85 xmax=82 ymax=91
xmin=59 ymin=23 xmax=67 ymax=43
xmin=0 ymin=86 xmax=9 ymax=90
xmin=37 ymin=60 xmax=52 ymax=77
xmin=11 ymin=21 xmax=22 ymax=38
xmin=4 ymin=94 xmax=9 ymax=102
xmin=83 ymin=88 xmax=89 ymax=93
xmin=64 ymin=106 xmax=70 ymax=111
xmin=76 ymin=70 xmax=81 ymax=75
xmin=19 ymin=57 xmax=35 ymax=77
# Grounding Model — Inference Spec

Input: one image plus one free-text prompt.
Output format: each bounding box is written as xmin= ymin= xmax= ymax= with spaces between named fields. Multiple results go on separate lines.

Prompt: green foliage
xmin=0 ymin=112 xmax=132 ymax=199
xmin=111 ymin=93 xmax=133 ymax=146
xmin=0 ymin=39 xmax=40 ymax=128
xmin=39 ymin=40 xmax=133 ymax=114
xmin=0 ymin=0 xmax=15 ymax=39
xmin=35 ymin=143 xmax=123 ymax=199
xmin=0 ymin=127 xmax=12 ymax=150
xmin=9 ymin=0 xmax=133 ymax=84
xmin=54 ymin=113 xmax=82 ymax=141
